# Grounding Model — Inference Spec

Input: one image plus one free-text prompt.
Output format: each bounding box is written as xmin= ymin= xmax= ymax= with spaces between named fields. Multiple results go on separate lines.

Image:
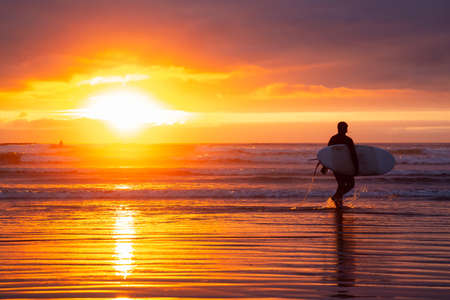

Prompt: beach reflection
xmin=113 ymin=206 xmax=136 ymax=279
xmin=332 ymin=209 xmax=355 ymax=297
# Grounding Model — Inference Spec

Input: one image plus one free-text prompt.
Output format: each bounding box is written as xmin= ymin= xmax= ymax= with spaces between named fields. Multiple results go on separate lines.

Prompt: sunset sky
xmin=0 ymin=0 xmax=449 ymax=143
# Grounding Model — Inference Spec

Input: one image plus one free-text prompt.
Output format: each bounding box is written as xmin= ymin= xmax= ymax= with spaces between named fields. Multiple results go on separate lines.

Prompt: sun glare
xmin=79 ymin=90 xmax=190 ymax=132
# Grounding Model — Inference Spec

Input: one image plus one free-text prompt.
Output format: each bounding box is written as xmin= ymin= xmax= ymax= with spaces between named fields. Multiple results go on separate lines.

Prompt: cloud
xmin=77 ymin=74 xmax=150 ymax=86
xmin=138 ymin=66 xmax=234 ymax=82
xmin=0 ymin=0 xmax=449 ymax=145
xmin=0 ymin=0 xmax=449 ymax=91
xmin=251 ymin=83 xmax=378 ymax=99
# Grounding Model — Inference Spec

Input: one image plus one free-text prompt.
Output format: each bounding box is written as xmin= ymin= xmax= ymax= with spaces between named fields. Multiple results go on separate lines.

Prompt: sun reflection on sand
xmin=113 ymin=207 xmax=136 ymax=279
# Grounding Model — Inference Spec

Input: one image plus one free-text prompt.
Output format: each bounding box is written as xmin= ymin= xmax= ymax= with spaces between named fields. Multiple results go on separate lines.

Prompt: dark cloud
xmin=0 ymin=0 xmax=449 ymax=90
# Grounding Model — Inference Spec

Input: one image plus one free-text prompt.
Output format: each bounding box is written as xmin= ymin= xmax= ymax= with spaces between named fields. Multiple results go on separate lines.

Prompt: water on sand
xmin=0 ymin=143 xmax=449 ymax=299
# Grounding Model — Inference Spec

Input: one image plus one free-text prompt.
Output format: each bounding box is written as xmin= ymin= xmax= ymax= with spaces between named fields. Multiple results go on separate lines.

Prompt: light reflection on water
xmin=114 ymin=184 xmax=132 ymax=190
xmin=332 ymin=209 xmax=355 ymax=298
xmin=113 ymin=206 xmax=135 ymax=279
xmin=0 ymin=198 xmax=448 ymax=299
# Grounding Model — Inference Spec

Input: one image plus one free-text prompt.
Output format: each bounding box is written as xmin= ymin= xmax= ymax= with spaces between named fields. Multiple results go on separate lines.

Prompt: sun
xmin=79 ymin=90 xmax=189 ymax=132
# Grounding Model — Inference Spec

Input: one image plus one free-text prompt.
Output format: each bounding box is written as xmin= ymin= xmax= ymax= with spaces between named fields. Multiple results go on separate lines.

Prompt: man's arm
xmin=321 ymin=137 xmax=335 ymax=174
xmin=328 ymin=136 xmax=335 ymax=146
xmin=348 ymin=138 xmax=359 ymax=175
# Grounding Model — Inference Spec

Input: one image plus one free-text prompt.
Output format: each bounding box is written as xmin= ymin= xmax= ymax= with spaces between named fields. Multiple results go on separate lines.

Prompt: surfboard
xmin=317 ymin=145 xmax=395 ymax=176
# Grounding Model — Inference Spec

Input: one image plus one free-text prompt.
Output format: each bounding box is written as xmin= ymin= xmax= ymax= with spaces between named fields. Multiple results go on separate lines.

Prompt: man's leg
xmin=341 ymin=175 xmax=355 ymax=195
xmin=332 ymin=172 xmax=346 ymax=208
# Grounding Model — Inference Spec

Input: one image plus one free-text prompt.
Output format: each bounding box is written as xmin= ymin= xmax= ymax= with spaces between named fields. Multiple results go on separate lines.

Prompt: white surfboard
xmin=317 ymin=145 xmax=395 ymax=176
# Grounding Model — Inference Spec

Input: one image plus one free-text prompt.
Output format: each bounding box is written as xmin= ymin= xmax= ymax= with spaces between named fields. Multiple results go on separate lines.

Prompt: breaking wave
xmin=0 ymin=185 xmax=448 ymax=200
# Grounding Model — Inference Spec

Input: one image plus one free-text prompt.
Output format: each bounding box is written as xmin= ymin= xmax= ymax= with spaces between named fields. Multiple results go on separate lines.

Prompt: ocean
xmin=0 ymin=143 xmax=449 ymax=299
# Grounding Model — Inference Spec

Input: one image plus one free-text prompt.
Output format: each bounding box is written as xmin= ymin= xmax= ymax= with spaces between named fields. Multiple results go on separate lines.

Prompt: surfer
xmin=321 ymin=122 xmax=359 ymax=208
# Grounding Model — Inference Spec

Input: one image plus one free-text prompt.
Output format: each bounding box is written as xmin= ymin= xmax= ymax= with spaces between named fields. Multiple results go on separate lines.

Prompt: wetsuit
xmin=328 ymin=134 xmax=359 ymax=199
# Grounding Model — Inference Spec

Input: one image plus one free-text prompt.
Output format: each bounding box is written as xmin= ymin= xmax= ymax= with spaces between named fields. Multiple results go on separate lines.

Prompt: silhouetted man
xmin=322 ymin=122 xmax=359 ymax=208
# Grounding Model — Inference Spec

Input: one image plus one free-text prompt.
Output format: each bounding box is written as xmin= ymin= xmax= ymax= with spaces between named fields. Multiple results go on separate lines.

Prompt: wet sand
xmin=0 ymin=197 xmax=449 ymax=299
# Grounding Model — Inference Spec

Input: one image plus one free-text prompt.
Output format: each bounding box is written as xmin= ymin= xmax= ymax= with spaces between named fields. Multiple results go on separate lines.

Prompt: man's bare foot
xmin=331 ymin=196 xmax=343 ymax=209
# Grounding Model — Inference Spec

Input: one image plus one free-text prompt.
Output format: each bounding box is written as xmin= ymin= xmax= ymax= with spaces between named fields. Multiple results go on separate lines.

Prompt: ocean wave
xmin=0 ymin=165 xmax=449 ymax=181
xmin=0 ymin=143 xmax=50 ymax=154
xmin=0 ymin=186 xmax=305 ymax=199
xmin=389 ymin=169 xmax=450 ymax=176
xmin=5 ymin=143 xmax=450 ymax=167
xmin=390 ymin=146 xmax=450 ymax=166
xmin=0 ymin=167 xmax=79 ymax=175
xmin=390 ymin=148 xmax=426 ymax=155
xmin=394 ymin=157 xmax=450 ymax=165
xmin=186 ymin=154 xmax=313 ymax=164
xmin=16 ymin=152 xmax=450 ymax=167
xmin=195 ymin=144 xmax=317 ymax=155
xmin=186 ymin=167 xmax=317 ymax=176
xmin=20 ymin=154 xmax=79 ymax=163
xmin=0 ymin=152 xmax=21 ymax=164
xmin=0 ymin=186 xmax=448 ymax=200
xmin=0 ymin=144 xmax=75 ymax=164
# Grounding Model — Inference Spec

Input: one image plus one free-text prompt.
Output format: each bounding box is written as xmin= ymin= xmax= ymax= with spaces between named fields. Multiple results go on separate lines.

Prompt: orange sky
xmin=0 ymin=1 xmax=449 ymax=143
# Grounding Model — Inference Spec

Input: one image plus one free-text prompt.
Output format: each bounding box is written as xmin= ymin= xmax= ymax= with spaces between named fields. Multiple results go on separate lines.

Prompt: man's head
xmin=337 ymin=121 xmax=348 ymax=134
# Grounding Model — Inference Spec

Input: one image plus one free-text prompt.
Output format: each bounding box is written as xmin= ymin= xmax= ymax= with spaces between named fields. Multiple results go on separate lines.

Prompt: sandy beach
xmin=0 ymin=196 xmax=449 ymax=299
